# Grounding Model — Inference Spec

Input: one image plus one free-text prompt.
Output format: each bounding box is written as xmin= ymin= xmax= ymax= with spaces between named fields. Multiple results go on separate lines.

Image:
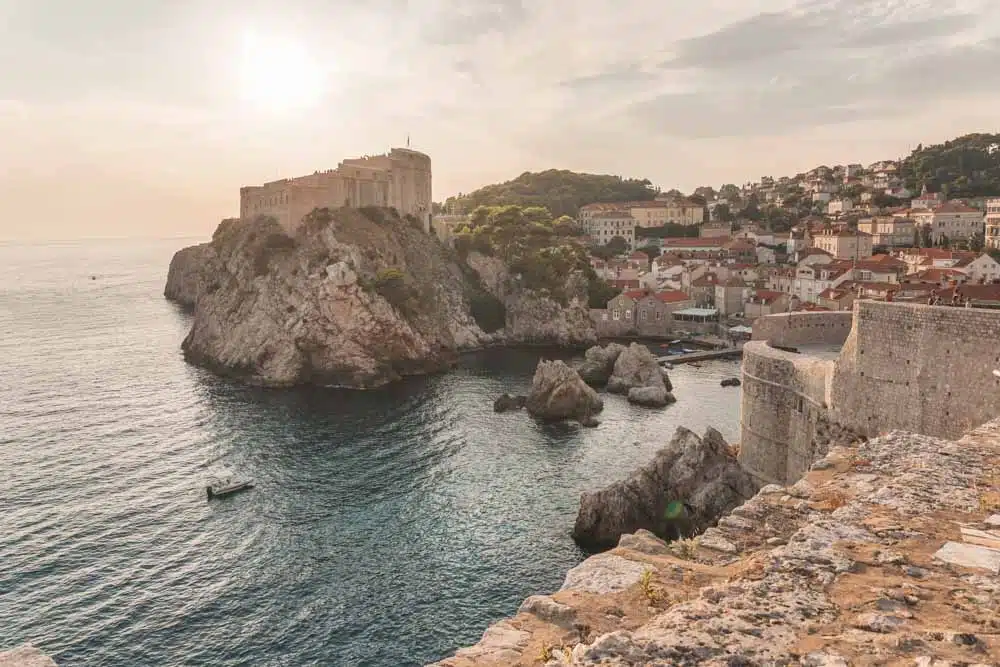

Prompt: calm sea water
xmin=0 ymin=238 xmax=741 ymax=667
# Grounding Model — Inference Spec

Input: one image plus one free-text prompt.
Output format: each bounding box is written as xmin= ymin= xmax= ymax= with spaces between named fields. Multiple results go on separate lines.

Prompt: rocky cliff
xmin=572 ymin=427 xmax=758 ymax=550
xmin=165 ymin=209 xmax=490 ymax=388
xmin=430 ymin=419 xmax=1000 ymax=666
xmin=466 ymin=252 xmax=596 ymax=347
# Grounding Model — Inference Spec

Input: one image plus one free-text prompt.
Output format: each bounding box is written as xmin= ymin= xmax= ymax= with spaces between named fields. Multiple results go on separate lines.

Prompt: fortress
xmin=239 ymin=148 xmax=432 ymax=233
xmin=740 ymin=301 xmax=1000 ymax=485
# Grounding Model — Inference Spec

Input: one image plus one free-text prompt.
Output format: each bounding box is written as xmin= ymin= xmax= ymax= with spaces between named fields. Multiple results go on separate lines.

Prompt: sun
xmin=238 ymin=30 xmax=326 ymax=115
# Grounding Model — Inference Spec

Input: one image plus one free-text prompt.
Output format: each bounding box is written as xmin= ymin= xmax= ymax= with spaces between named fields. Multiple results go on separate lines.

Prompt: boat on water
xmin=206 ymin=477 xmax=254 ymax=500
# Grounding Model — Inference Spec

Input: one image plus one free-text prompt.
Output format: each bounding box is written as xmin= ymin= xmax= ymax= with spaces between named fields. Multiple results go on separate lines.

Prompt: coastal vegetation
xmin=443 ymin=170 xmax=658 ymax=217
xmin=452 ymin=204 xmax=604 ymax=305
xmin=899 ymin=133 xmax=1000 ymax=198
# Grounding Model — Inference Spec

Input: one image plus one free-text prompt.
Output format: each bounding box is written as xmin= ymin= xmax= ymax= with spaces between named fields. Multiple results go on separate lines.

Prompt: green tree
xmin=939 ymin=234 xmax=951 ymax=249
xmin=970 ymin=231 xmax=986 ymax=252
xmin=607 ymin=236 xmax=629 ymax=256
xmin=446 ymin=169 xmax=657 ymax=217
xmin=637 ymin=244 xmax=662 ymax=260
xmin=713 ymin=203 xmax=734 ymax=222
xmin=587 ymin=278 xmax=619 ymax=309
xmin=719 ymin=184 xmax=740 ymax=200
xmin=919 ymin=224 xmax=933 ymax=248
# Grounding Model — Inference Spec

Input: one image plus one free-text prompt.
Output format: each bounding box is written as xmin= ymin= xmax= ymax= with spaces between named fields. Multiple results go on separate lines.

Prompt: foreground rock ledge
xmin=429 ymin=418 xmax=1000 ymax=666
xmin=0 ymin=644 xmax=57 ymax=667
xmin=572 ymin=426 xmax=759 ymax=550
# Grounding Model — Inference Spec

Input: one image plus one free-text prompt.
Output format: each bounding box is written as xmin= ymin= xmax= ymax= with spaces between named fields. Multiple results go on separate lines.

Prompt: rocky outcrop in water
xmin=165 ymin=210 xmax=489 ymax=388
xmin=526 ymin=360 xmax=603 ymax=423
xmin=606 ymin=343 xmax=675 ymax=407
xmin=576 ymin=343 xmax=626 ymax=387
xmin=493 ymin=393 xmax=527 ymax=413
xmin=571 ymin=426 xmax=759 ymax=550
xmin=0 ymin=644 xmax=57 ymax=667
xmin=431 ymin=419 xmax=1000 ymax=667
xmin=465 ymin=252 xmax=597 ymax=347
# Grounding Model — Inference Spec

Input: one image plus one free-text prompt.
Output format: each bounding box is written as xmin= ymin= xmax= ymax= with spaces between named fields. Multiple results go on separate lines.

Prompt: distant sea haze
xmin=0 ymin=238 xmax=740 ymax=666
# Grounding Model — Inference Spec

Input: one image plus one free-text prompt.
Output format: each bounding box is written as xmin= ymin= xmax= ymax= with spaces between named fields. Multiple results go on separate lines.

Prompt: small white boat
xmin=206 ymin=476 xmax=255 ymax=500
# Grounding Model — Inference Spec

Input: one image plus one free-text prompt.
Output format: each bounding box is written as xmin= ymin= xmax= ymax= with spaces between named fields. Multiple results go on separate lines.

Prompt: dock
xmin=657 ymin=347 xmax=743 ymax=365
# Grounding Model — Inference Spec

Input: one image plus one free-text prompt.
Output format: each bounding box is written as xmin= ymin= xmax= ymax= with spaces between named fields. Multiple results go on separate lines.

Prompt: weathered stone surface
xmin=517 ymin=595 xmax=577 ymax=629
xmin=465 ymin=252 xmax=597 ymax=347
xmin=493 ymin=393 xmax=526 ymax=413
xmin=571 ymin=426 xmax=759 ymax=550
xmin=616 ymin=529 xmax=670 ymax=556
xmin=576 ymin=343 xmax=626 ymax=387
xmin=606 ymin=343 xmax=674 ymax=407
xmin=526 ymin=360 xmax=603 ymax=422
xmin=559 ymin=553 xmax=647 ymax=594
xmin=0 ymin=644 xmax=57 ymax=667
xmin=166 ymin=211 xmax=488 ymax=388
xmin=626 ymin=385 xmax=673 ymax=407
xmin=432 ymin=419 xmax=1000 ymax=667
xmin=451 ymin=620 xmax=530 ymax=663
xmin=933 ymin=542 xmax=1000 ymax=573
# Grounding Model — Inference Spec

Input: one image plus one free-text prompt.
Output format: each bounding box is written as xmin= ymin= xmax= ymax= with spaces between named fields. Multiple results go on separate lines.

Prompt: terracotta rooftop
xmin=648 ymin=290 xmax=692 ymax=303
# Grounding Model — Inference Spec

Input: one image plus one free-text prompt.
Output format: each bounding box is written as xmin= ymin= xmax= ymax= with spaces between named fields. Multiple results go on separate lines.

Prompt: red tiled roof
xmin=930 ymin=203 xmax=981 ymax=214
xmin=817 ymin=287 xmax=851 ymax=301
xmin=913 ymin=268 xmax=967 ymax=282
xmin=648 ymin=290 xmax=691 ymax=303
xmin=610 ymin=279 xmax=640 ymax=290
xmin=629 ymin=251 xmax=650 ymax=260
xmin=623 ymin=289 xmax=648 ymax=300
xmin=661 ymin=238 xmax=727 ymax=248
xmin=691 ymin=274 xmax=719 ymax=287
xmin=753 ymin=289 xmax=785 ymax=302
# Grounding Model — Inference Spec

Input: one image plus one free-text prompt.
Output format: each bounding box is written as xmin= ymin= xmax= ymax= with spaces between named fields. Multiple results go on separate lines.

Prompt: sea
xmin=0 ymin=238 xmax=742 ymax=666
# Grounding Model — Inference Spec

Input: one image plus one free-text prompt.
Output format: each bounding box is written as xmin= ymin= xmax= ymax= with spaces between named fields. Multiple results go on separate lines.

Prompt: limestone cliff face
xmin=465 ymin=252 xmax=597 ymax=347
xmin=165 ymin=209 xmax=488 ymax=388
xmin=164 ymin=241 xmax=216 ymax=309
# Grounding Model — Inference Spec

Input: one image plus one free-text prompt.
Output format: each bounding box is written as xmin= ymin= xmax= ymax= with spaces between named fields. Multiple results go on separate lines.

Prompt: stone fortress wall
xmin=239 ymin=148 xmax=432 ymax=233
xmin=739 ymin=301 xmax=1000 ymax=485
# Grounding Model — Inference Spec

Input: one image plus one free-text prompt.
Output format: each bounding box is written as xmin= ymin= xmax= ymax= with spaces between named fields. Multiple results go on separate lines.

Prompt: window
xmin=625 ymin=310 xmax=632 ymax=319
xmin=612 ymin=310 xmax=620 ymax=320
xmin=656 ymin=311 xmax=663 ymax=321
xmin=640 ymin=310 xmax=647 ymax=321
xmin=601 ymin=313 xmax=608 ymax=321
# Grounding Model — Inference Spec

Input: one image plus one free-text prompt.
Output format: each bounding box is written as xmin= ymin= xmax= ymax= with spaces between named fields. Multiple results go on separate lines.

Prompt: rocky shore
xmin=164 ymin=209 xmax=597 ymax=388
xmin=430 ymin=418 xmax=1000 ymax=666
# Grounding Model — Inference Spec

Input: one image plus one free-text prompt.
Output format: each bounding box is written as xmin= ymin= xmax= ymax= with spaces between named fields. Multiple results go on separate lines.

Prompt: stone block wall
xmin=831 ymin=301 xmax=1000 ymax=439
xmin=739 ymin=301 xmax=1000 ymax=485
xmin=751 ymin=311 xmax=854 ymax=347
xmin=739 ymin=341 xmax=839 ymax=484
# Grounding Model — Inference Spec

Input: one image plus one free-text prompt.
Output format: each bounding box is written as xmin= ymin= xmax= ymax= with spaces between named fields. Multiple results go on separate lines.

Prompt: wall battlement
xmin=740 ymin=301 xmax=1000 ymax=484
xmin=239 ymin=148 xmax=432 ymax=234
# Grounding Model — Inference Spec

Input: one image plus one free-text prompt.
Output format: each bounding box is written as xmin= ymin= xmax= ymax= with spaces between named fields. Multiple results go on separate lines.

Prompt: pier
xmin=657 ymin=347 xmax=743 ymax=365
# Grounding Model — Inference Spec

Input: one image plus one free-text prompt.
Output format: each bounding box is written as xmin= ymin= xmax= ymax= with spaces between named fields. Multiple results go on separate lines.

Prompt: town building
xmin=986 ymin=198 xmax=1000 ymax=250
xmin=584 ymin=210 xmax=636 ymax=249
xmin=812 ymin=229 xmax=874 ymax=260
xmin=240 ymin=147 xmax=432 ymax=233
xmin=856 ymin=216 xmax=916 ymax=248
xmin=826 ymin=198 xmax=854 ymax=215
xmin=699 ymin=221 xmax=732 ymax=239
xmin=579 ymin=198 xmax=706 ymax=229
xmin=910 ymin=203 xmax=984 ymax=244
xmin=952 ymin=253 xmax=1000 ymax=284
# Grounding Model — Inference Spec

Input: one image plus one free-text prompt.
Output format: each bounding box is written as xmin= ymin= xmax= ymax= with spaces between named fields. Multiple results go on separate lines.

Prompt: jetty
xmin=657 ymin=347 xmax=742 ymax=365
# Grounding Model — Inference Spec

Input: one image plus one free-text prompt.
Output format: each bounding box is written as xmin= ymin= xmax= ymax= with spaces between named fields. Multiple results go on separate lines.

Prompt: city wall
xmin=739 ymin=301 xmax=1000 ymax=484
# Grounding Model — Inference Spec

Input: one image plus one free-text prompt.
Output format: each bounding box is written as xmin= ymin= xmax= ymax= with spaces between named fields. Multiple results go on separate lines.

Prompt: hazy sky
xmin=2 ymin=0 xmax=1000 ymax=240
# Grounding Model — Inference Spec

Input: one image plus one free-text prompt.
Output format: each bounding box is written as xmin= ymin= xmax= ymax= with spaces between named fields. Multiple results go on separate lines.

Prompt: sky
xmin=2 ymin=0 xmax=1000 ymax=240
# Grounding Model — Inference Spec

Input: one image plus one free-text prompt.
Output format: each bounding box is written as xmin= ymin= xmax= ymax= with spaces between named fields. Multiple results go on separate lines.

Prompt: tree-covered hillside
xmin=900 ymin=133 xmax=1000 ymax=198
xmin=443 ymin=169 xmax=657 ymax=218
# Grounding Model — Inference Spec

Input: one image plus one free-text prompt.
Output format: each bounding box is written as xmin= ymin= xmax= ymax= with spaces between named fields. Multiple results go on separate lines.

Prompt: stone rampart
xmin=750 ymin=310 xmax=853 ymax=347
xmin=739 ymin=342 xmax=836 ymax=484
xmin=740 ymin=301 xmax=1000 ymax=484
xmin=831 ymin=301 xmax=1000 ymax=439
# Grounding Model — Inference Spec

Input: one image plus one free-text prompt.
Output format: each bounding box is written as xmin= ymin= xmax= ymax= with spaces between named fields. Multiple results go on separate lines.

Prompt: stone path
xmin=429 ymin=419 xmax=1000 ymax=666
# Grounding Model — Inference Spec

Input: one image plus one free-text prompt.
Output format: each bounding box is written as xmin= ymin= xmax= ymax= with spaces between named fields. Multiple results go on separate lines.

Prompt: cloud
xmin=625 ymin=0 xmax=1000 ymax=138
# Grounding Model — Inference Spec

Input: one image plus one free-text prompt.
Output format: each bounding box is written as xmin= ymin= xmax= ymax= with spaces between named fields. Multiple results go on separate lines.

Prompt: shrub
xmin=588 ymin=277 xmax=618 ymax=309
xmin=469 ymin=290 xmax=506 ymax=333
xmin=374 ymin=268 xmax=409 ymax=306
xmin=252 ymin=231 xmax=296 ymax=276
xmin=359 ymin=206 xmax=386 ymax=224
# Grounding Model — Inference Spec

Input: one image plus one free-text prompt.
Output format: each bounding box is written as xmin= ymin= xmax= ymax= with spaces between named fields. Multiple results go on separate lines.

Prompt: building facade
xmin=240 ymin=148 xmax=432 ymax=233
xmin=910 ymin=203 xmax=984 ymax=244
xmin=856 ymin=216 xmax=915 ymax=248
xmin=986 ymin=198 xmax=1000 ymax=250
xmin=584 ymin=211 xmax=636 ymax=249
xmin=812 ymin=229 xmax=874 ymax=260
